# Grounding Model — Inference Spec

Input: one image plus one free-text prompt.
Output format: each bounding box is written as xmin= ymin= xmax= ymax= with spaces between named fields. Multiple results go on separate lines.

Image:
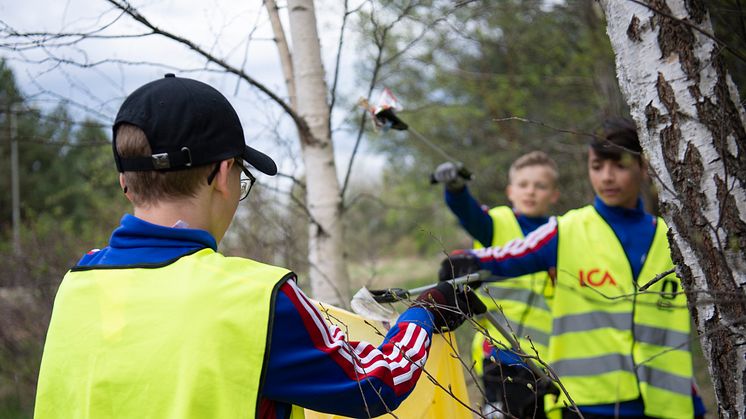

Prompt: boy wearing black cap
xmin=33 ymin=75 xmax=485 ymax=419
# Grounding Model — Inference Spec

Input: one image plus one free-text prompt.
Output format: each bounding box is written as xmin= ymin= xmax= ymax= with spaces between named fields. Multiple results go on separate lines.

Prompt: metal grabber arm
xmin=359 ymin=271 xmax=553 ymax=385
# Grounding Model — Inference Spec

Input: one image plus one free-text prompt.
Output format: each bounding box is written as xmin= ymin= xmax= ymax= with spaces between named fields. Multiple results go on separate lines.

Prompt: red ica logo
xmin=578 ymin=269 xmax=617 ymax=287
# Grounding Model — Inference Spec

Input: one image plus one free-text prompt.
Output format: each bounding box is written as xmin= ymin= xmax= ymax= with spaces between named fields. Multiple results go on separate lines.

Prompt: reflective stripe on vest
xmin=552 ymin=206 xmax=693 ymax=418
xmin=34 ymin=249 xmax=292 ymax=419
xmin=471 ymin=206 xmax=553 ymax=374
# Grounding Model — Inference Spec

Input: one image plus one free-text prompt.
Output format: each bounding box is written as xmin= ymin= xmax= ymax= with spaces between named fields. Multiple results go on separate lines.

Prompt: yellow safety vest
xmin=34 ymin=248 xmax=300 ymax=419
xmin=471 ymin=206 xmax=553 ymax=374
xmin=552 ymin=206 xmax=693 ymax=418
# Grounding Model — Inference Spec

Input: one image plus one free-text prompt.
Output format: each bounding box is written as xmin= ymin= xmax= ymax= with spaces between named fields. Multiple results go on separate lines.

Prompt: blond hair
xmin=508 ymin=151 xmax=559 ymax=185
xmin=116 ymin=124 xmax=213 ymax=206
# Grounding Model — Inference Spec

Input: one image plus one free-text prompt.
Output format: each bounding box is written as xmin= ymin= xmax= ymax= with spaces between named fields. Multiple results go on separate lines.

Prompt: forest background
xmin=1 ymin=0 xmax=744 ymax=417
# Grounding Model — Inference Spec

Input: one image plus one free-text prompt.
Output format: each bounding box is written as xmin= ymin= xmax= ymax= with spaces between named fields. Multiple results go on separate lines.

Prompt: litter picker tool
xmin=351 ymin=270 xmax=553 ymax=384
xmin=359 ymin=88 xmax=473 ymax=184
xmin=354 ymin=270 xmax=491 ymax=307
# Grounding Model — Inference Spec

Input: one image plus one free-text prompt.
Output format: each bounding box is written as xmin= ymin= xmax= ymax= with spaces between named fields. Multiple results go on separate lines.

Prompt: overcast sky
xmin=0 ymin=0 xmax=387 ymax=185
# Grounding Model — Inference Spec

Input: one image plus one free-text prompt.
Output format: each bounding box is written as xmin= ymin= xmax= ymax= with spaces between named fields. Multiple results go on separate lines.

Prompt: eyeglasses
xmin=206 ymin=159 xmax=256 ymax=201
xmin=239 ymin=169 xmax=255 ymax=201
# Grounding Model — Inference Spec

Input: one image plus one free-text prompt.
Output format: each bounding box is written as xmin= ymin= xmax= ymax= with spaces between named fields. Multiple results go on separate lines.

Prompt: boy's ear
xmin=550 ymin=188 xmax=560 ymax=205
xmin=212 ymin=158 xmax=236 ymax=197
xmin=119 ymin=173 xmax=133 ymax=202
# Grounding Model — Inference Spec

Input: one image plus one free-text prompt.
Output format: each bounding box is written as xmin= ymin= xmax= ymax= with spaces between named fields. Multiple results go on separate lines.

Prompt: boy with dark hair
xmin=433 ymin=151 xmax=560 ymax=419
xmin=442 ymin=118 xmax=706 ymax=418
xmin=34 ymin=74 xmax=485 ymax=419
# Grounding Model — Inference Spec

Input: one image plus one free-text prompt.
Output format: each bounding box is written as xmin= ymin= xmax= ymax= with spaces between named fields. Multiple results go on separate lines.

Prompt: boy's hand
xmin=438 ymin=251 xmax=481 ymax=282
xmin=432 ymin=161 xmax=468 ymax=191
xmin=415 ymin=281 xmax=486 ymax=333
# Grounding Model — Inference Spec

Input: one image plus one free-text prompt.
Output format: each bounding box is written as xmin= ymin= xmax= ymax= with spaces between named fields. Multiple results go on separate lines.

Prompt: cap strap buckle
xmin=151 ymin=153 xmax=170 ymax=169
xmin=181 ymin=147 xmax=192 ymax=167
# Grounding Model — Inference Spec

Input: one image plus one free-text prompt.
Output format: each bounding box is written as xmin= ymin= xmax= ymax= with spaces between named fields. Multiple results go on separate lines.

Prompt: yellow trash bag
xmin=304 ymin=301 xmax=473 ymax=419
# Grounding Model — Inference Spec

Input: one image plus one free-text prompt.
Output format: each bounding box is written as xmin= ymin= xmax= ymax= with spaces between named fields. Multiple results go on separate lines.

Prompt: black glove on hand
xmin=415 ymin=281 xmax=487 ymax=333
xmin=439 ymin=251 xmax=481 ymax=282
xmin=432 ymin=161 xmax=467 ymax=191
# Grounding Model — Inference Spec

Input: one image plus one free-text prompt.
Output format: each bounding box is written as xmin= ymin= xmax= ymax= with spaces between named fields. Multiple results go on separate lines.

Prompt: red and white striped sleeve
xmin=260 ymin=279 xmax=435 ymax=417
xmin=472 ymin=216 xmax=559 ymax=275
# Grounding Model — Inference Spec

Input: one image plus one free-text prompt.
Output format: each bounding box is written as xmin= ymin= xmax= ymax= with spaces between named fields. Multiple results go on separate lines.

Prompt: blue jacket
xmin=78 ymin=214 xmax=435 ymax=418
xmin=470 ymin=198 xmax=705 ymax=417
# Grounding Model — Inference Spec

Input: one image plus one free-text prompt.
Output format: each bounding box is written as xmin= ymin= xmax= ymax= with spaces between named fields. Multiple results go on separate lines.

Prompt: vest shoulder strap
xmin=477 ymin=205 xmax=522 ymax=248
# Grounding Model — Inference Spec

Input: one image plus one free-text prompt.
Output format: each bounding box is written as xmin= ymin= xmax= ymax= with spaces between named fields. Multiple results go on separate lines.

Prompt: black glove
xmin=432 ymin=161 xmax=468 ymax=191
xmin=415 ymin=281 xmax=487 ymax=333
xmin=439 ymin=251 xmax=481 ymax=282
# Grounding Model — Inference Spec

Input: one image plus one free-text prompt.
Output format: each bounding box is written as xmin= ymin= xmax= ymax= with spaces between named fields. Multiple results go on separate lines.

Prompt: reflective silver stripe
xmin=553 ymin=312 xmax=631 ymax=335
xmin=483 ymin=286 xmax=550 ymax=312
xmin=552 ymin=353 xmax=635 ymax=377
xmin=634 ymin=324 xmax=690 ymax=350
xmin=491 ymin=312 xmax=550 ymax=347
xmin=637 ymin=365 xmax=691 ymax=396
xmin=554 ymin=313 xmax=690 ymax=351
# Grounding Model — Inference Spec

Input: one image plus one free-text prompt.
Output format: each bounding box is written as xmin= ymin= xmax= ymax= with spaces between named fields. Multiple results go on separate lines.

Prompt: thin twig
xmin=638 ymin=267 xmax=676 ymax=291
xmin=104 ymin=0 xmax=317 ymax=146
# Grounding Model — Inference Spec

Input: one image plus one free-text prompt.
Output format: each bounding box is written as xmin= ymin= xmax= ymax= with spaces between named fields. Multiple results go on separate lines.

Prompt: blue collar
xmin=76 ymin=214 xmax=218 ymax=267
xmin=109 ymin=214 xmax=218 ymax=251
xmin=593 ymin=196 xmax=646 ymax=223
xmin=512 ymin=211 xmax=550 ymax=237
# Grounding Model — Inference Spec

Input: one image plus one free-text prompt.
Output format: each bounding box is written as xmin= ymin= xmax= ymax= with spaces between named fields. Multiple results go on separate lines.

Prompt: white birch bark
xmin=287 ymin=0 xmax=350 ymax=307
xmin=265 ymin=0 xmax=298 ymax=111
xmin=601 ymin=1 xmax=746 ymax=416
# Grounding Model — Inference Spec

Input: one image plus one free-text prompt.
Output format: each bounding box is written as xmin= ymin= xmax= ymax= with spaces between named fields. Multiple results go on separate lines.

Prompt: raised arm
xmin=445 ymin=186 xmax=494 ymax=247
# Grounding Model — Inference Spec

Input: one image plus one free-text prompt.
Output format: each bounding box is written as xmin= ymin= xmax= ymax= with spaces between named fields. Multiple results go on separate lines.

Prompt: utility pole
xmin=9 ymin=103 xmax=20 ymax=254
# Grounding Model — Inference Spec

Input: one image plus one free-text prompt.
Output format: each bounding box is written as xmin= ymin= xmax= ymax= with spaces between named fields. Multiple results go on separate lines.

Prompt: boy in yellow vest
xmin=441 ymin=118 xmax=706 ymax=418
xmin=433 ymin=152 xmax=560 ymax=419
xmin=33 ymin=74 xmax=486 ymax=419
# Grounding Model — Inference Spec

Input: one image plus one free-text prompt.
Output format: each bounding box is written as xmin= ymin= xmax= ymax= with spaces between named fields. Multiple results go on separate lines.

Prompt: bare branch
xmin=329 ymin=0 xmax=365 ymax=114
xmin=638 ymin=267 xmax=676 ymax=291
xmin=103 ymin=0 xmax=317 ymax=145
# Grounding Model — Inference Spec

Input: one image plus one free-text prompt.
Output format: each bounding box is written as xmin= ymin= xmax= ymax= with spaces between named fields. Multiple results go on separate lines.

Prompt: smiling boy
xmin=433 ymin=151 xmax=559 ymax=418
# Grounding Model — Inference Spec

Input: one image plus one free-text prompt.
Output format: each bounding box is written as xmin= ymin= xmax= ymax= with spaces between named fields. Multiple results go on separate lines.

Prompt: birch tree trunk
xmin=601 ymin=1 xmax=746 ymax=416
xmin=286 ymin=0 xmax=350 ymax=307
xmin=265 ymin=0 xmax=297 ymax=111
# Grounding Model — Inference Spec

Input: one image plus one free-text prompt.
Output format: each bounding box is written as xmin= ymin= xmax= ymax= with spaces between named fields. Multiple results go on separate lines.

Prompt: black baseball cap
xmin=112 ymin=74 xmax=277 ymax=176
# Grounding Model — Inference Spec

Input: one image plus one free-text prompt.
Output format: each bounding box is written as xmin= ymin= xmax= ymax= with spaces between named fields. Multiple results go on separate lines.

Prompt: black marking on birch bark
xmin=665 ymin=222 xmax=699 ymax=318
xmin=627 ymin=15 xmax=643 ymax=42
xmin=656 ymin=72 xmax=678 ymax=114
xmin=714 ymin=175 xmax=746 ymax=258
xmin=687 ymin=84 xmax=702 ymax=102
xmin=684 ymin=0 xmax=707 ymax=25
xmin=644 ymin=101 xmax=668 ymax=129
xmin=650 ymin=0 xmax=701 ymax=82
xmin=660 ymin=124 xmax=681 ymax=186
xmin=678 ymin=143 xmax=708 ymax=223
xmin=694 ymin=47 xmax=746 ymax=191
